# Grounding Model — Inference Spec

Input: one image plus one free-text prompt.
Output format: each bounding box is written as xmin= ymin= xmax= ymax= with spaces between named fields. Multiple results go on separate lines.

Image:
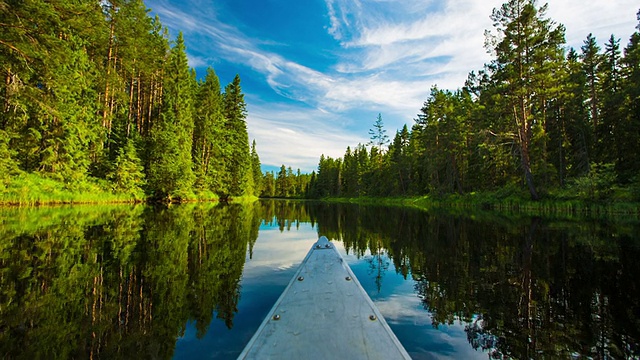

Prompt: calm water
xmin=1 ymin=200 xmax=639 ymax=359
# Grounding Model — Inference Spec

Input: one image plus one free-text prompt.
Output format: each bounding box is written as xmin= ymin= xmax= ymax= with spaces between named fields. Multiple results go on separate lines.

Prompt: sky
xmin=143 ymin=0 xmax=638 ymax=173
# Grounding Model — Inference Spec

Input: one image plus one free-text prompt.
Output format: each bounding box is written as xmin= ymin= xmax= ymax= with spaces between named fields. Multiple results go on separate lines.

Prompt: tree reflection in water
xmin=0 ymin=203 xmax=261 ymax=359
xmin=0 ymin=201 xmax=638 ymax=359
xmin=311 ymin=202 xmax=640 ymax=359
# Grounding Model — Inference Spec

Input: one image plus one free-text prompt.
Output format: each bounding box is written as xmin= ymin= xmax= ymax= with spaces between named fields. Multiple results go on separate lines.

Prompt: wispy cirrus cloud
xmin=246 ymin=102 xmax=368 ymax=172
xmin=146 ymin=0 xmax=638 ymax=172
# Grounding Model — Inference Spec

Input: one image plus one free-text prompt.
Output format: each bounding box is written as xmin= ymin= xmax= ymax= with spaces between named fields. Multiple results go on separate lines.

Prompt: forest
xmin=3 ymin=0 xmax=640 ymax=205
xmin=307 ymin=2 xmax=640 ymax=203
xmin=0 ymin=0 xmax=261 ymax=203
xmin=259 ymin=165 xmax=313 ymax=199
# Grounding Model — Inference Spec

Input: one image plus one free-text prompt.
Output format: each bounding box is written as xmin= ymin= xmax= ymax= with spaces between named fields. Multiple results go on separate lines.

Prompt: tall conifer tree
xmin=597 ymin=35 xmax=622 ymax=165
xmin=563 ymin=49 xmax=591 ymax=177
xmin=581 ymin=33 xmax=601 ymax=150
xmin=619 ymin=11 xmax=640 ymax=182
xmin=222 ymin=74 xmax=253 ymax=197
xmin=250 ymin=140 xmax=262 ymax=196
xmin=485 ymin=0 xmax=566 ymax=200
xmin=193 ymin=67 xmax=224 ymax=192
xmin=147 ymin=32 xmax=195 ymax=201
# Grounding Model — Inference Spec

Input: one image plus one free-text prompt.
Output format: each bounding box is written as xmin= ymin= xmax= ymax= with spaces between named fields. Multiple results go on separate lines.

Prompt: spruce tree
xmin=261 ymin=171 xmax=276 ymax=197
xmin=276 ymin=165 xmax=289 ymax=197
xmin=107 ymin=138 xmax=145 ymax=197
xmin=193 ymin=67 xmax=225 ymax=192
xmin=597 ymin=35 xmax=623 ymax=166
xmin=146 ymin=32 xmax=195 ymax=201
xmin=222 ymin=74 xmax=253 ymax=197
xmin=619 ymin=10 xmax=640 ymax=182
xmin=250 ymin=140 xmax=263 ymax=196
xmin=563 ymin=49 xmax=591 ymax=177
xmin=581 ymin=33 xmax=601 ymax=150
xmin=0 ymin=130 xmax=19 ymax=184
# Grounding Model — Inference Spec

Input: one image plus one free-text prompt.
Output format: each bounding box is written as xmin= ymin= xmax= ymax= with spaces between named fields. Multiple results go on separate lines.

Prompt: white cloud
xmin=243 ymin=225 xmax=318 ymax=270
xmin=325 ymin=0 xmax=637 ymax=84
xmin=546 ymin=0 xmax=638 ymax=47
xmin=147 ymin=0 xmax=639 ymax=172
xmin=246 ymin=103 xmax=367 ymax=172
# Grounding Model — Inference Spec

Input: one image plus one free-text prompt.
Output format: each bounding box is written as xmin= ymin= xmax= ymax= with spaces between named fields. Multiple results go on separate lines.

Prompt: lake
xmin=0 ymin=200 xmax=638 ymax=359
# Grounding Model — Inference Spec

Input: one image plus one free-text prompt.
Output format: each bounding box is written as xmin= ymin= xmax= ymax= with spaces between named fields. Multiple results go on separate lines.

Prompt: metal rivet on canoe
xmin=325 ymin=244 xmax=331 ymax=248
xmin=345 ymin=276 xmax=352 ymax=281
xmin=315 ymin=245 xmax=321 ymax=249
xmin=369 ymin=315 xmax=377 ymax=321
xmin=273 ymin=314 xmax=281 ymax=321
xmin=297 ymin=276 xmax=304 ymax=281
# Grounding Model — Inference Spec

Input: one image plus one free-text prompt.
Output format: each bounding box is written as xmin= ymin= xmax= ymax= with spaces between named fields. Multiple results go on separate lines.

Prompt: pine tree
xmin=563 ymin=49 xmax=591 ymax=178
xmin=107 ymin=138 xmax=145 ymax=197
xmin=618 ymin=10 xmax=640 ymax=182
xmin=261 ymin=171 xmax=276 ymax=197
xmin=597 ymin=35 xmax=622 ymax=166
xmin=222 ymin=74 xmax=253 ymax=197
xmin=0 ymin=1 xmax=105 ymax=183
xmin=0 ymin=129 xmax=19 ymax=184
xmin=485 ymin=0 xmax=566 ymax=199
xmin=146 ymin=32 xmax=195 ymax=201
xmin=387 ymin=128 xmax=408 ymax=195
xmin=250 ymin=140 xmax=263 ymax=196
xmin=341 ymin=146 xmax=359 ymax=197
xmin=193 ymin=67 xmax=224 ymax=192
xmin=368 ymin=113 xmax=389 ymax=153
xmin=38 ymin=33 xmax=100 ymax=184
xmin=414 ymin=87 xmax=470 ymax=193
xmin=276 ymin=165 xmax=289 ymax=197
xmin=101 ymin=0 xmax=168 ymax=172
xmin=581 ymin=33 xmax=601 ymax=150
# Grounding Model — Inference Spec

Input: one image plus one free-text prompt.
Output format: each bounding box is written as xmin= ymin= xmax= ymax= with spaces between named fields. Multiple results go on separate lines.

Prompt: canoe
xmin=238 ymin=236 xmax=411 ymax=359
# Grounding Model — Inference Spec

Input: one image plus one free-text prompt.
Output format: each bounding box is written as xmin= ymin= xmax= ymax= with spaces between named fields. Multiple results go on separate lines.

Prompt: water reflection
xmin=0 ymin=201 xmax=639 ymax=359
xmin=313 ymin=203 xmax=640 ymax=359
xmin=0 ymin=203 xmax=259 ymax=359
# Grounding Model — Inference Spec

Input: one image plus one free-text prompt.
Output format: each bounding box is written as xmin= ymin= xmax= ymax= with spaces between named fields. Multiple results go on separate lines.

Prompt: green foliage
xmin=107 ymin=139 xmax=145 ymax=199
xmin=222 ymin=75 xmax=254 ymax=197
xmin=260 ymin=165 xmax=311 ymax=199
xmin=250 ymin=140 xmax=263 ymax=195
xmin=569 ymin=163 xmax=617 ymax=200
xmin=193 ymin=68 xmax=225 ymax=193
xmin=311 ymin=201 xmax=640 ymax=358
xmin=146 ymin=33 xmax=196 ymax=201
xmin=0 ymin=202 xmax=260 ymax=357
xmin=0 ymin=130 xmax=19 ymax=184
xmin=261 ymin=171 xmax=276 ymax=197
xmin=0 ymin=173 xmax=136 ymax=205
xmin=310 ymin=3 xmax=640 ymax=206
xmin=0 ymin=2 xmax=259 ymax=205
xmin=368 ymin=113 xmax=389 ymax=152
xmin=308 ymin=155 xmax=342 ymax=198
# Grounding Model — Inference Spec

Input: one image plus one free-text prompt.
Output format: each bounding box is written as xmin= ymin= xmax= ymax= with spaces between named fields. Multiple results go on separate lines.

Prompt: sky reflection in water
xmin=174 ymin=216 xmax=487 ymax=359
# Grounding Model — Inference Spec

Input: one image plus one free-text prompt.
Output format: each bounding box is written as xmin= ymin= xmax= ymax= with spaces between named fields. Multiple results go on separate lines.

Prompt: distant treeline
xmin=260 ymin=165 xmax=313 ymax=198
xmin=1 ymin=0 xmax=261 ymax=202
xmin=307 ymin=2 xmax=640 ymax=201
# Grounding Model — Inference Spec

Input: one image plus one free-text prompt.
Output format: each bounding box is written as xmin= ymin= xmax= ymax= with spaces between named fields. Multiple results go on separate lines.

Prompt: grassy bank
xmin=0 ymin=173 xmax=142 ymax=206
xmin=0 ymin=173 xmax=257 ymax=206
xmin=323 ymin=190 xmax=640 ymax=220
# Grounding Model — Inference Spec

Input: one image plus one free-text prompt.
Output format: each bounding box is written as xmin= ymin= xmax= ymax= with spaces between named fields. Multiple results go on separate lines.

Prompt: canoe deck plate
xmin=238 ymin=236 xmax=411 ymax=359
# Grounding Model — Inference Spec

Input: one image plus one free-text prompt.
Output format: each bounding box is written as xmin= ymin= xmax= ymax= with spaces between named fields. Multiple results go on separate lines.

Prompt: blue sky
xmin=144 ymin=0 xmax=638 ymax=173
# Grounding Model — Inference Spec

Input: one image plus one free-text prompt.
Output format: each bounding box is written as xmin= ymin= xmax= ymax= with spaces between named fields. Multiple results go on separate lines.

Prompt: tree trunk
xmin=103 ymin=18 xmax=115 ymax=128
xmin=136 ymin=71 xmax=142 ymax=133
xmin=1 ymin=69 xmax=11 ymax=129
xmin=516 ymin=102 xmax=540 ymax=201
xmin=128 ymin=73 xmax=135 ymax=137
